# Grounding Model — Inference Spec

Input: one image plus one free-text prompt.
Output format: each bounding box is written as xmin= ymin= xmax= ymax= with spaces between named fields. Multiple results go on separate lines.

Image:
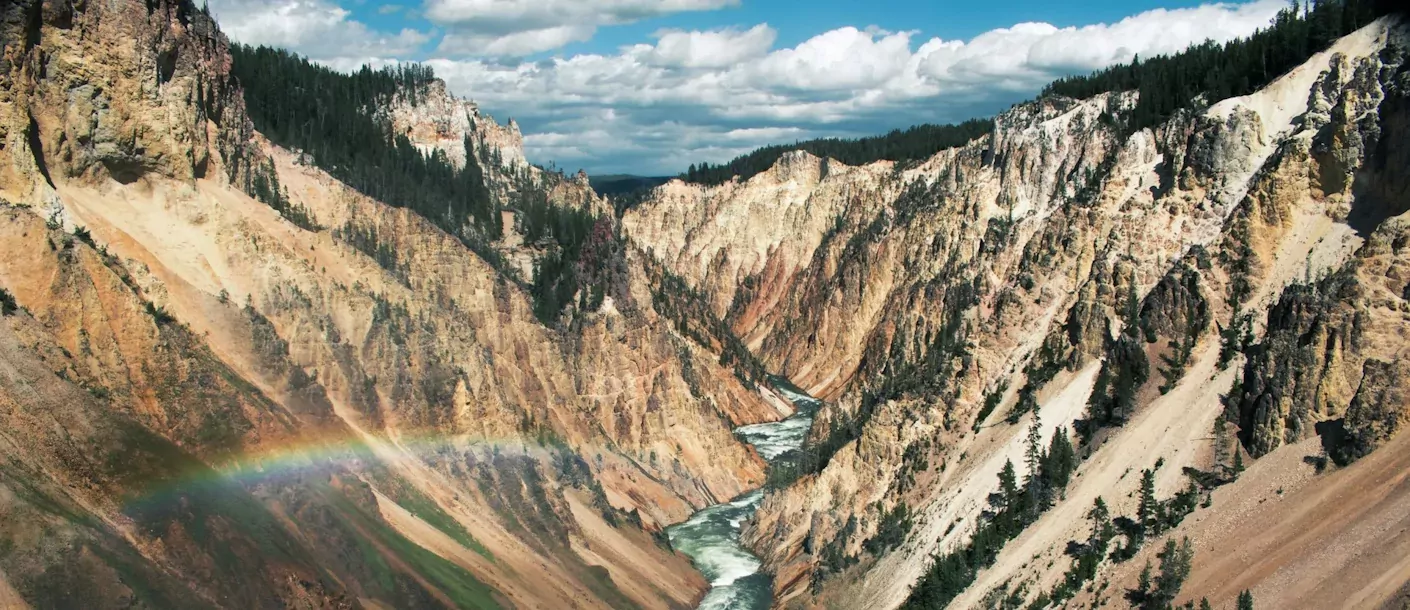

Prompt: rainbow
xmin=123 ymin=429 xmax=579 ymax=510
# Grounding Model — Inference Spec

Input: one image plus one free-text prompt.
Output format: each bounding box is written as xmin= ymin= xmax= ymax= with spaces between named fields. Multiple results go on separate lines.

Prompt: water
xmin=667 ymin=381 xmax=822 ymax=610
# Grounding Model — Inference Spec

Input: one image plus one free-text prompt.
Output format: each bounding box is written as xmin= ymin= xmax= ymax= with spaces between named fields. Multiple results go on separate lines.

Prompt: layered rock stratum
xmin=0 ymin=0 xmax=785 ymax=608
xmin=627 ymin=17 xmax=1410 ymax=610
xmin=1 ymin=0 xmax=1408 ymax=609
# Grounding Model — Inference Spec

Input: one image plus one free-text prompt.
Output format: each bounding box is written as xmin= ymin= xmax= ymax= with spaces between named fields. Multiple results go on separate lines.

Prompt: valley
xmin=0 ymin=0 xmax=1407 ymax=609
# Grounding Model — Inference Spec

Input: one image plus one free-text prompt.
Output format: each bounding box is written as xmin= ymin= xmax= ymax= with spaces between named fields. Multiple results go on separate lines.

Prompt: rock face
xmin=0 ymin=0 xmax=245 ymax=194
xmin=627 ymin=18 xmax=1410 ymax=610
xmin=380 ymin=79 xmax=613 ymax=219
xmin=0 ymin=0 xmax=782 ymax=608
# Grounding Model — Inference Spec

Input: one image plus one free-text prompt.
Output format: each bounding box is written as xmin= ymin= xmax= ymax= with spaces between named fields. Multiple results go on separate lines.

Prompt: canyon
xmin=0 ymin=0 xmax=1407 ymax=609
xmin=625 ymin=15 xmax=1410 ymax=610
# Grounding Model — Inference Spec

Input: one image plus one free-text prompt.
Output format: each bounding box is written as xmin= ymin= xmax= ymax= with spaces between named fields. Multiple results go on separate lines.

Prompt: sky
xmin=206 ymin=0 xmax=1289 ymax=175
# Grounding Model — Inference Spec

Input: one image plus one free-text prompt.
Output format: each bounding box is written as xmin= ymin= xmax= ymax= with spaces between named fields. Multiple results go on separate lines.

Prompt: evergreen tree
xmin=1151 ymin=537 xmax=1195 ymax=609
xmin=1089 ymin=497 xmax=1114 ymax=551
xmin=229 ymin=44 xmax=501 ymax=248
xmin=996 ymin=459 xmax=1020 ymax=516
xmin=0 ymin=288 xmax=17 ymax=317
xmin=1043 ymin=0 xmax=1389 ymax=135
xmin=1138 ymin=469 xmax=1159 ymax=537
xmin=1025 ymin=412 xmax=1045 ymax=488
xmin=1200 ymin=598 xmax=1212 ymax=610
xmin=1237 ymin=589 xmax=1255 ymax=610
xmin=1023 ymin=413 xmax=1049 ymax=519
xmin=1137 ymin=561 xmax=1154 ymax=602
xmin=1067 ymin=496 xmax=1115 ymax=587
xmin=1233 ymin=448 xmax=1246 ymax=476
xmin=1213 ymin=418 xmax=1229 ymax=471
xmin=1044 ymin=426 xmax=1078 ymax=492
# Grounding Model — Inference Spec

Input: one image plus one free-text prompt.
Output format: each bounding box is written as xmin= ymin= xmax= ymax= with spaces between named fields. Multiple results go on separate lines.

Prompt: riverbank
xmin=667 ymin=383 xmax=823 ymax=609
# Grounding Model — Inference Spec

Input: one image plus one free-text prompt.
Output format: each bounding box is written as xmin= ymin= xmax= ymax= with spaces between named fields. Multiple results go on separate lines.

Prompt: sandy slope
xmin=564 ymin=491 xmax=707 ymax=610
xmin=374 ymin=487 xmax=617 ymax=610
xmin=47 ymin=168 xmax=716 ymax=609
xmin=1167 ymin=433 xmax=1410 ymax=609
xmin=942 ymin=339 xmax=1234 ymax=607
xmin=855 ymin=361 xmax=1102 ymax=610
xmin=0 ymin=569 xmax=29 ymax=610
xmin=1064 ymin=433 xmax=1410 ymax=610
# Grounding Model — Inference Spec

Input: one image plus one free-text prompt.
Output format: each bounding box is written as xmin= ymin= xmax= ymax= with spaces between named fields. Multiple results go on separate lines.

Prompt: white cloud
xmin=915 ymin=0 xmax=1286 ymax=91
xmin=439 ymin=25 xmax=597 ymax=56
xmin=423 ymin=0 xmax=740 ymax=56
xmin=635 ymin=24 xmax=776 ymax=68
xmin=744 ymin=27 xmax=915 ymax=92
xmin=212 ymin=0 xmax=1292 ymax=174
xmin=209 ymin=0 xmax=430 ymax=60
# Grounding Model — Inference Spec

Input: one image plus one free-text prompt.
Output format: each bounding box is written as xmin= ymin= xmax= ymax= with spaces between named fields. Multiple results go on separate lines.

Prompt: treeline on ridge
xmin=1044 ymin=0 xmax=1393 ymax=132
xmin=229 ymin=45 xmax=502 ymax=244
xmin=679 ymin=0 xmax=1398 ymax=188
xmin=230 ymin=45 xmax=636 ymax=327
xmin=681 ymin=119 xmax=994 ymax=186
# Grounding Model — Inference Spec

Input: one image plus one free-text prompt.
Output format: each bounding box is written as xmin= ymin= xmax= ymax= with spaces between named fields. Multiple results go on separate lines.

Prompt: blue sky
xmin=208 ymin=0 xmax=1287 ymax=174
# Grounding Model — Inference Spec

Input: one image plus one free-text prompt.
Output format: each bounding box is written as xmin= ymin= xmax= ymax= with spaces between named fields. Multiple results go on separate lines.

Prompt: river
xmin=666 ymin=382 xmax=822 ymax=610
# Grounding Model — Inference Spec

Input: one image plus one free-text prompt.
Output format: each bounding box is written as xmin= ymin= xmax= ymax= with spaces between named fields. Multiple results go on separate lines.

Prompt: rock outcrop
xmin=0 ymin=0 xmax=782 ymax=607
xmin=627 ymin=17 xmax=1410 ymax=609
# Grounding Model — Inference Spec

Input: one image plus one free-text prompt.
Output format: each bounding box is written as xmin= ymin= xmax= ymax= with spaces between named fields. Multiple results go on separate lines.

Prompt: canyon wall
xmin=627 ymin=18 xmax=1410 ymax=609
xmin=0 ymin=0 xmax=782 ymax=607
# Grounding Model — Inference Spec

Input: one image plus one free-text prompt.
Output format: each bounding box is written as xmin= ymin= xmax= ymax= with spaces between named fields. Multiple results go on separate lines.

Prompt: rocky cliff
xmin=627 ymin=17 xmax=1410 ymax=609
xmin=379 ymin=79 xmax=612 ymax=220
xmin=0 ymin=0 xmax=783 ymax=608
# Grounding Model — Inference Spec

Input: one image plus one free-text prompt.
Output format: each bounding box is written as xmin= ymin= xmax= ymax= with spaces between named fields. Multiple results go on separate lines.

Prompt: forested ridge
xmin=229 ymin=45 xmax=632 ymax=327
xmin=230 ymin=45 xmax=503 ymax=243
xmin=677 ymin=0 xmax=1399 ymax=188
xmin=1044 ymin=0 xmax=1394 ymax=133
xmin=681 ymin=119 xmax=994 ymax=186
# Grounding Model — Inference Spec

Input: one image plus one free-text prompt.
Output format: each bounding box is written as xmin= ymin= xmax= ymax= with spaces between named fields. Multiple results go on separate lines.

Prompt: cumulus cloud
xmin=424 ymin=0 xmax=739 ymax=56
xmin=635 ymin=24 xmax=777 ymax=68
xmin=744 ymin=27 xmax=915 ymax=92
xmin=434 ymin=0 xmax=1285 ymax=172
xmin=208 ymin=0 xmax=430 ymax=61
xmin=439 ymin=25 xmax=597 ymax=57
xmin=917 ymin=0 xmax=1288 ymax=90
xmin=210 ymin=0 xmax=1291 ymax=173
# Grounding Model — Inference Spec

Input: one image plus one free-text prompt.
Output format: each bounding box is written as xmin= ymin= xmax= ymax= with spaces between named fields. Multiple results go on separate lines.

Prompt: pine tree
xmin=997 ymin=459 xmax=1019 ymax=510
xmin=1072 ymin=495 xmax=1115 ymax=583
xmin=1045 ymin=426 xmax=1077 ymax=492
xmin=994 ymin=459 xmax=1020 ymax=535
xmin=1025 ymin=412 xmax=1045 ymax=488
xmin=1088 ymin=496 xmax=1113 ymax=551
xmin=1233 ymin=448 xmax=1245 ymax=476
xmin=1138 ymin=468 xmax=1159 ymax=537
xmin=1200 ymin=598 xmax=1212 ymax=610
xmin=1137 ymin=561 xmax=1154 ymax=602
xmin=1124 ymin=279 xmax=1142 ymax=336
xmin=1237 ymin=589 xmax=1255 ymax=610
xmin=1153 ymin=537 xmax=1194 ymax=608
xmin=1024 ymin=413 xmax=1049 ymax=519
xmin=1213 ymin=418 xmax=1229 ymax=471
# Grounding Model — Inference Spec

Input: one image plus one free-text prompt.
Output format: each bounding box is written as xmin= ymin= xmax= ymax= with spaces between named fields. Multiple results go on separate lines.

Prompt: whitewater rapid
xmin=666 ymin=383 xmax=821 ymax=610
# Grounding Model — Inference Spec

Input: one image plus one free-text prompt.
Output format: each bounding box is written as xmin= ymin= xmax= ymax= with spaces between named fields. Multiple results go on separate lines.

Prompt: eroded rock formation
xmin=626 ymin=18 xmax=1410 ymax=609
xmin=0 ymin=0 xmax=784 ymax=607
